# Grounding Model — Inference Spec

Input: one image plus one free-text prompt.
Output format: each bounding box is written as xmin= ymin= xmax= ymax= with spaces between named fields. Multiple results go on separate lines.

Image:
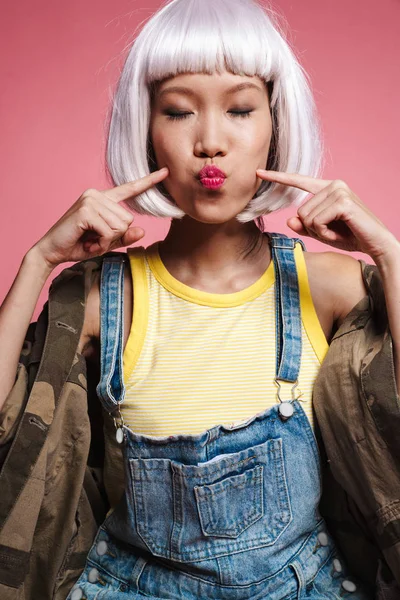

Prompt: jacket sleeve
xmin=314 ymin=259 xmax=400 ymax=593
xmin=0 ymin=252 xmax=114 ymax=474
xmin=0 ymin=301 xmax=48 ymax=470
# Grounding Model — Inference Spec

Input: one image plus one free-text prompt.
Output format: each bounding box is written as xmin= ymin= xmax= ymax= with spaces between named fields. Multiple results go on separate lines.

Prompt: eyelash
xmin=165 ymin=110 xmax=253 ymax=121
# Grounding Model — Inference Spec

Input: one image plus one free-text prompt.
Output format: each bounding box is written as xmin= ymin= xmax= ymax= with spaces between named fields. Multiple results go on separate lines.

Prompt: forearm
xmin=0 ymin=248 xmax=54 ymax=411
xmin=374 ymin=240 xmax=400 ymax=392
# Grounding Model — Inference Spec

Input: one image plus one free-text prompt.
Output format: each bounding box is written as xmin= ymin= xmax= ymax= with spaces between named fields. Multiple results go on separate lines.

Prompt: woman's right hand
xmin=31 ymin=167 xmax=169 ymax=269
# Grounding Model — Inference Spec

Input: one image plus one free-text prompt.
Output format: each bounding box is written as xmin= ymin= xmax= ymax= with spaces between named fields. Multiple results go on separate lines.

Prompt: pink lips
xmin=198 ymin=165 xmax=226 ymax=190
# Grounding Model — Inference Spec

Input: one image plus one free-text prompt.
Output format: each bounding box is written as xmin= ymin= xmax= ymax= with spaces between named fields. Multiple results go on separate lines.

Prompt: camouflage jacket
xmin=0 ymin=252 xmax=399 ymax=599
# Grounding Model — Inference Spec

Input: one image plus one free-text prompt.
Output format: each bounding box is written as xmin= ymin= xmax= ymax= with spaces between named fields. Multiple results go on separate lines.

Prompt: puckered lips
xmin=198 ymin=165 xmax=227 ymax=190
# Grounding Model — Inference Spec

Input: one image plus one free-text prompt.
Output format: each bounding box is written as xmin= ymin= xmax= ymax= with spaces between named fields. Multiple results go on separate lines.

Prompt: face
xmin=149 ymin=70 xmax=272 ymax=225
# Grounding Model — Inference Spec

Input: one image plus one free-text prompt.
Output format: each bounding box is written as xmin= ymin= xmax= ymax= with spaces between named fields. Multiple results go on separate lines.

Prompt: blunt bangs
xmin=144 ymin=0 xmax=281 ymax=95
xmin=105 ymin=0 xmax=324 ymax=222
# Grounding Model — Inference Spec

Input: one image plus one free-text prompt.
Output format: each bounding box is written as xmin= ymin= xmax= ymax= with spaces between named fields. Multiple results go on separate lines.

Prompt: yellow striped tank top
xmin=102 ymin=239 xmax=329 ymax=509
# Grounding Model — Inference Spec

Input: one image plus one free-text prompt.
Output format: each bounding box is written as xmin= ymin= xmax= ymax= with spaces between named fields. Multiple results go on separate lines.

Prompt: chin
xmin=170 ymin=185 xmax=254 ymax=220
xmin=184 ymin=203 xmax=250 ymax=225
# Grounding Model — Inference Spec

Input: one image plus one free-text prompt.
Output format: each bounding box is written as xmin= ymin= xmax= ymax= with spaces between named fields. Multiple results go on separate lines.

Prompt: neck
xmin=158 ymin=217 xmax=270 ymax=281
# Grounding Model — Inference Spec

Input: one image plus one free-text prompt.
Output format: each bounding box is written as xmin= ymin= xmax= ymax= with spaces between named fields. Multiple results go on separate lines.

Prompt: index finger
xmin=102 ymin=167 xmax=169 ymax=203
xmin=256 ymin=169 xmax=332 ymax=195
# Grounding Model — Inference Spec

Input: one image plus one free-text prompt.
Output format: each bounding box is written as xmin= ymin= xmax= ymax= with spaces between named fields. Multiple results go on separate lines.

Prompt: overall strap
xmin=268 ymin=233 xmax=306 ymax=389
xmin=96 ymin=253 xmax=127 ymax=418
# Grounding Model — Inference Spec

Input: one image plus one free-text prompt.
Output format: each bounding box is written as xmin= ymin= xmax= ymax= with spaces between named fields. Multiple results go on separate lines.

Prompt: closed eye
xmin=165 ymin=111 xmax=192 ymax=121
xmin=228 ymin=110 xmax=253 ymax=118
xmin=165 ymin=109 xmax=254 ymax=121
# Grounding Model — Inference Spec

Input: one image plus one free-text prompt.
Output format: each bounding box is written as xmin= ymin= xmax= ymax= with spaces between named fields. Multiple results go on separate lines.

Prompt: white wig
xmin=105 ymin=0 xmax=324 ymax=223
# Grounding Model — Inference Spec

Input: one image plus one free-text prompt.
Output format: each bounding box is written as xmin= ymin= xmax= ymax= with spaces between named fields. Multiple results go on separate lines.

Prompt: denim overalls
xmin=67 ymin=234 xmax=372 ymax=600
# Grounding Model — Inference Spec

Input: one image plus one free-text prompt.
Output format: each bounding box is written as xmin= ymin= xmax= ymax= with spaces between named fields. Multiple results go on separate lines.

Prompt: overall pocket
xmin=194 ymin=463 xmax=263 ymax=538
xmin=129 ymin=437 xmax=292 ymax=562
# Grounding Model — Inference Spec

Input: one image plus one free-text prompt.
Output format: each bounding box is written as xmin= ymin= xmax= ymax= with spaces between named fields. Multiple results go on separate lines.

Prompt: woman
xmin=1 ymin=0 xmax=398 ymax=598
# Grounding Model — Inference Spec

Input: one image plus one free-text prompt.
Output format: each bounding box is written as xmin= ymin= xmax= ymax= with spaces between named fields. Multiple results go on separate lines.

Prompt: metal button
xmin=70 ymin=588 xmax=84 ymax=600
xmin=333 ymin=558 xmax=343 ymax=573
xmin=342 ymin=579 xmax=357 ymax=593
xmin=278 ymin=402 xmax=294 ymax=421
xmin=317 ymin=531 xmax=329 ymax=546
xmin=88 ymin=567 xmax=99 ymax=583
xmin=96 ymin=540 xmax=108 ymax=556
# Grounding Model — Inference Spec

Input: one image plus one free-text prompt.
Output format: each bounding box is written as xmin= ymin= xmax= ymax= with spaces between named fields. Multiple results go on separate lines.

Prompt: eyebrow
xmin=158 ymin=82 xmax=264 ymax=99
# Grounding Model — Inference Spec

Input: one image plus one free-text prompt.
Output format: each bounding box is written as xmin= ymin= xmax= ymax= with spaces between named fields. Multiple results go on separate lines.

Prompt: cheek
xmin=244 ymin=120 xmax=272 ymax=155
xmin=152 ymin=127 xmax=189 ymax=170
xmin=234 ymin=127 xmax=271 ymax=176
xmin=150 ymin=127 xmax=169 ymax=162
xmin=150 ymin=127 xmax=192 ymax=200
xmin=152 ymin=128 xmax=194 ymax=178
xmin=232 ymin=127 xmax=271 ymax=195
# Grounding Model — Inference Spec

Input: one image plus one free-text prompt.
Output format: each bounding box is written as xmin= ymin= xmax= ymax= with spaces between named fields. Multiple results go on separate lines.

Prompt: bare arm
xmin=0 ymin=248 xmax=54 ymax=411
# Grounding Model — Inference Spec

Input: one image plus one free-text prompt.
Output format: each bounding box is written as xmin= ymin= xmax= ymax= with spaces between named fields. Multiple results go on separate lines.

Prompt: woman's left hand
xmin=256 ymin=169 xmax=398 ymax=262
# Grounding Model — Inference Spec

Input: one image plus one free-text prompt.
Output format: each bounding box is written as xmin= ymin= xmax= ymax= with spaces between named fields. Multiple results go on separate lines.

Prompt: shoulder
xmin=303 ymin=249 xmax=368 ymax=329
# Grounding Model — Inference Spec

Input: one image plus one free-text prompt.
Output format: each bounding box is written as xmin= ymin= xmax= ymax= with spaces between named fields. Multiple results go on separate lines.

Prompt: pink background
xmin=1 ymin=0 xmax=399 ymax=321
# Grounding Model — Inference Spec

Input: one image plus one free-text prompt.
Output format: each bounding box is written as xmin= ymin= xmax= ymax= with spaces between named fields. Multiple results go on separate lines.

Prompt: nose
xmin=193 ymin=112 xmax=228 ymax=159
